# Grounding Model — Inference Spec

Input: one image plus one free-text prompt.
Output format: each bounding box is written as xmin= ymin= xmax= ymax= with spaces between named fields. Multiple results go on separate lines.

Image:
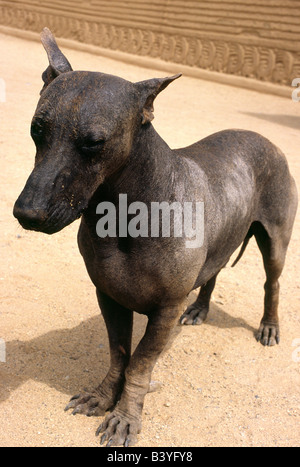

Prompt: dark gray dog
xmin=13 ymin=29 xmax=298 ymax=446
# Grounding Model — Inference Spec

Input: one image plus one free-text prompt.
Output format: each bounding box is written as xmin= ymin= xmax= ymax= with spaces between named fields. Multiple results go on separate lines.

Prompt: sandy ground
xmin=0 ymin=32 xmax=299 ymax=448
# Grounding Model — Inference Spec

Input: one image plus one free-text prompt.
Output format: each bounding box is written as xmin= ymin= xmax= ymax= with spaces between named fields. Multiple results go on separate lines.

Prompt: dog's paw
xmin=180 ymin=303 xmax=208 ymax=326
xmin=256 ymin=321 xmax=280 ymax=346
xmin=96 ymin=410 xmax=141 ymax=447
xmin=65 ymin=390 xmax=114 ymax=417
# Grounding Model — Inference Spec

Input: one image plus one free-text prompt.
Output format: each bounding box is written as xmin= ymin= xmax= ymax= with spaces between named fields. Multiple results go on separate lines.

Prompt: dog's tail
xmin=231 ymin=235 xmax=251 ymax=268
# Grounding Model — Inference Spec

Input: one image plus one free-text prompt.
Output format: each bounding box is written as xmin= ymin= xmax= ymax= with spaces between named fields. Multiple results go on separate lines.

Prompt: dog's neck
xmin=105 ymin=124 xmax=180 ymax=203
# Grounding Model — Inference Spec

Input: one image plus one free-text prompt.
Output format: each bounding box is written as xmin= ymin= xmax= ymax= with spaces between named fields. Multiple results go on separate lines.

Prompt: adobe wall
xmin=1 ymin=0 xmax=300 ymax=86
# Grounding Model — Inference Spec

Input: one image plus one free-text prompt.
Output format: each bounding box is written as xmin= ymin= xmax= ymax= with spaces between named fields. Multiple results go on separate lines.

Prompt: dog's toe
xmin=180 ymin=304 xmax=208 ymax=326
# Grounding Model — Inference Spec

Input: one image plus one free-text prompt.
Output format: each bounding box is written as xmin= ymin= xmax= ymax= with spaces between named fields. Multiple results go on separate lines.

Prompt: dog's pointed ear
xmin=40 ymin=28 xmax=73 ymax=93
xmin=136 ymin=74 xmax=182 ymax=125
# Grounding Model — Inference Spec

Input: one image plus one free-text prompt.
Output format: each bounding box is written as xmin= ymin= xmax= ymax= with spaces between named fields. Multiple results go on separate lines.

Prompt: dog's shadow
xmin=0 ymin=295 xmax=256 ymax=404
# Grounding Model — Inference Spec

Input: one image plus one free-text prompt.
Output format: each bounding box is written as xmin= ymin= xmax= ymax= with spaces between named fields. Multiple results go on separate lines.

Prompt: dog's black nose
xmin=13 ymin=199 xmax=47 ymax=231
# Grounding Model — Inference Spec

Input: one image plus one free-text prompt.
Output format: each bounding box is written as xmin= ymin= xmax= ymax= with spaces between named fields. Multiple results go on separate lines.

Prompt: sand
xmin=0 ymin=32 xmax=299 ymax=447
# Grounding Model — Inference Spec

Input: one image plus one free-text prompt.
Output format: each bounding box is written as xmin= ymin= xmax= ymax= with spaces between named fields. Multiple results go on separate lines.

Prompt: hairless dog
xmin=14 ymin=29 xmax=298 ymax=446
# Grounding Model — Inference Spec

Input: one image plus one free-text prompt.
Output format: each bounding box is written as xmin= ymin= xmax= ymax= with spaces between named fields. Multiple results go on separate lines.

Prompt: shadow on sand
xmin=0 ymin=295 xmax=257 ymax=405
xmin=241 ymin=112 xmax=300 ymax=130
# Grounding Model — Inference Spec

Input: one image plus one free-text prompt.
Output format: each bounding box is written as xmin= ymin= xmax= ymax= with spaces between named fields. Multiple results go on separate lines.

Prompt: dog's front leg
xmin=65 ymin=292 xmax=133 ymax=416
xmin=97 ymin=304 xmax=182 ymax=447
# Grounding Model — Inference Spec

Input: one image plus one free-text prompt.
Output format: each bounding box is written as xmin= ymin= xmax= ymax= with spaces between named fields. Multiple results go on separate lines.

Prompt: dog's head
xmin=13 ymin=28 xmax=181 ymax=234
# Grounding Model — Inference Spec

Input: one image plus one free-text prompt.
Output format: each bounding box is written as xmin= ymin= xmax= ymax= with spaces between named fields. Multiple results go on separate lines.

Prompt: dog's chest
xmin=77 ymin=219 xmax=203 ymax=311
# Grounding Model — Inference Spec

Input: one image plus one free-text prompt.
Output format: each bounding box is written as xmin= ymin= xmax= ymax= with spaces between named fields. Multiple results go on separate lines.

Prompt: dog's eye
xmin=31 ymin=122 xmax=44 ymax=141
xmin=81 ymin=139 xmax=105 ymax=154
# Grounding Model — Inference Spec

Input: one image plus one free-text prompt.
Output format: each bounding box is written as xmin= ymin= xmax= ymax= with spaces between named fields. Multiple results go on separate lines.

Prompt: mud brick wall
xmin=1 ymin=0 xmax=300 ymax=86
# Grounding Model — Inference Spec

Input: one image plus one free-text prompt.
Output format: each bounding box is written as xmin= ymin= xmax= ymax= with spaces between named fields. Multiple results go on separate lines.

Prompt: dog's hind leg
xmin=180 ymin=273 xmax=219 ymax=325
xmin=252 ymin=221 xmax=291 ymax=346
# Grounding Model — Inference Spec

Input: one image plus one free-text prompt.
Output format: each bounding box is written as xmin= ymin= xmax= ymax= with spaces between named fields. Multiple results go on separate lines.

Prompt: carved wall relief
xmin=0 ymin=1 xmax=299 ymax=86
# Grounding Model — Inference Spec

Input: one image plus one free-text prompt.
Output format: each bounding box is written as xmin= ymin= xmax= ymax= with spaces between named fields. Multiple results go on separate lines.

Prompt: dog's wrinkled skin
xmin=14 ymin=29 xmax=298 ymax=447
